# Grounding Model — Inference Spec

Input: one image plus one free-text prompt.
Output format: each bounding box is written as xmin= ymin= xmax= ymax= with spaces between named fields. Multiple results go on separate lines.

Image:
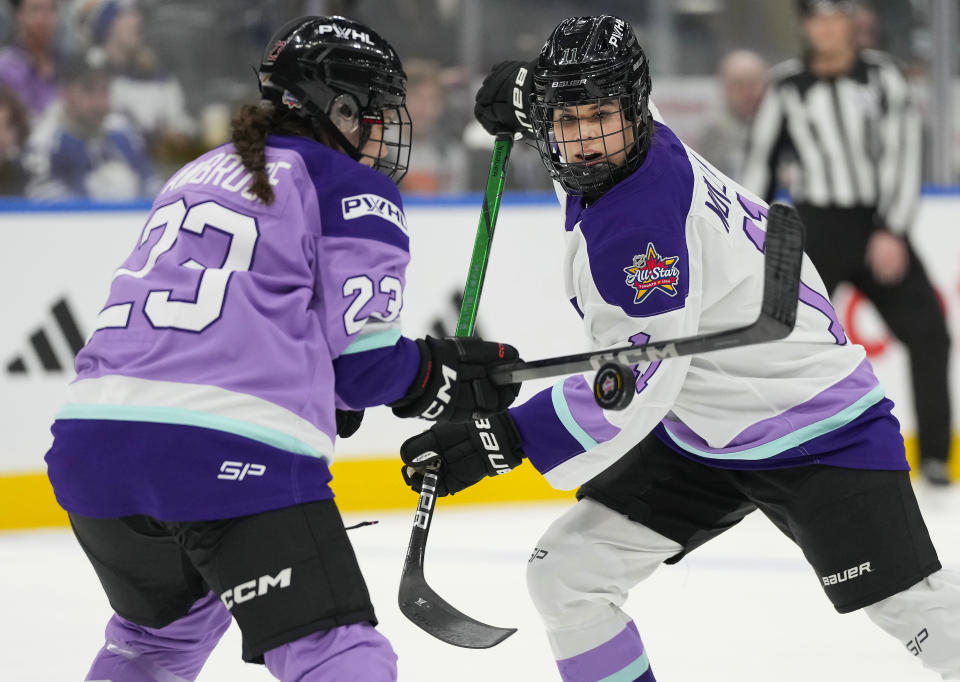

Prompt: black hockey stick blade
xmin=490 ymin=201 xmax=806 ymax=385
xmin=754 ymin=202 xmax=805 ymax=337
xmin=398 ymin=473 xmax=517 ymax=648
xmin=398 ymin=570 xmax=517 ymax=649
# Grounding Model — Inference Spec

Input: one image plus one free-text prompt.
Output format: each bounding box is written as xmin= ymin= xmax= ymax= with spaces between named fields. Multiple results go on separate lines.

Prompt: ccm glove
xmin=474 ymin=59 xmax=538 ymax=139
xmin=335 ymin=409 xmax=364 ymax=438
xmin=400 ymin=413 xmax=524 ymax=496
xmin=390 ymin=336 xmax=521 ymax=423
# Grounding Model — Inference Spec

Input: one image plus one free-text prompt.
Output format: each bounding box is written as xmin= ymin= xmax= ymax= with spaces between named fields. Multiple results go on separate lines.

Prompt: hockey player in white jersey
xmin=400 ymin=15 xmax=960 ymax=682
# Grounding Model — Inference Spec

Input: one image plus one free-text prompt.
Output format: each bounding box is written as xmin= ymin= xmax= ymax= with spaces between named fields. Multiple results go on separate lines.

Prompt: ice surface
xmin=3 ymin=484 xmax=958 ymax=681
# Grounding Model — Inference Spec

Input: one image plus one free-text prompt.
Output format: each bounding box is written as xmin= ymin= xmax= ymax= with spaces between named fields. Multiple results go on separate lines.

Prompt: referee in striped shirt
xmin=742 ymin=0 xmax=952 ymax=485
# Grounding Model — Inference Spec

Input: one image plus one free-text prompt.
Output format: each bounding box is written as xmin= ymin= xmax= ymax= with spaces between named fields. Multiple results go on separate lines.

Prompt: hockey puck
xmin=592 ymin=362 xmax=634 ymax=410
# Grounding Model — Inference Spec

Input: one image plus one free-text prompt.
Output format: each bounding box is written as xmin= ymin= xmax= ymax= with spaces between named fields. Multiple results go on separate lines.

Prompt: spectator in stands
xmin=697 ymin=49 xmax=768 ymax=179
xmin=75 ymin=0 xmax=196 ymax=167
xmin=0 ymin=0 xmax=61 ymax=120
xmin=22 ymin=50 xmax=155 ymax=199
xmin=0 ymin=82 xmax=28 ymax=194
xmin=400 ymin=57 xmax=466 ymax=193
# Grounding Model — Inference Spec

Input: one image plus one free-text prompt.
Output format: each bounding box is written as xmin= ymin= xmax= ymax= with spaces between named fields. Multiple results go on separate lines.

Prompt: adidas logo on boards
xmin=6 ymin=297 xmax=85 ymax=375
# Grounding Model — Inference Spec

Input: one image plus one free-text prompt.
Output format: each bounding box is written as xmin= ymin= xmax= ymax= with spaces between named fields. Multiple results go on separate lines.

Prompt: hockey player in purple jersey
xmin=401 ymin=15 xmax=960 ymax=682
xmin=43 ymin=15 xmax=522 ymax=682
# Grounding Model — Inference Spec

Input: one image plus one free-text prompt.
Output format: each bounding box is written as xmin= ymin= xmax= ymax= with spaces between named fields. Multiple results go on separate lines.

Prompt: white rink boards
xmin=4 ymin=193 xmax=960 ymax=476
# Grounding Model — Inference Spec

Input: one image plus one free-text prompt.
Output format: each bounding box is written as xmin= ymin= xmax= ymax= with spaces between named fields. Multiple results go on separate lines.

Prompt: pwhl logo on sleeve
xmin=623 ymin=242 xmax=681 ymax=304
xmin=341 ymin=194 xmax=408 ymax=234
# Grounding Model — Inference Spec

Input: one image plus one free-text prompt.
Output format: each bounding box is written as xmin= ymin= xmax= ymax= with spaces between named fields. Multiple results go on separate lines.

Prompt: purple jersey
xmin=46 ymin=136 xmax=421 ymax=520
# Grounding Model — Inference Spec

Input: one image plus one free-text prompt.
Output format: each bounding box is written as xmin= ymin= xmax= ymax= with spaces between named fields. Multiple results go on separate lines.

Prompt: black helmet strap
xmin=308 ymin=107 xmax=364 ymax=161
xmin=270 ymin=74 xmax=366 ymax=161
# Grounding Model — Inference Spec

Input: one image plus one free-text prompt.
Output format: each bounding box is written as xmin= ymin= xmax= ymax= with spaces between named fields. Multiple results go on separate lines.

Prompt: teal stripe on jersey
xmin=56 ymin=403 xmax=327 ymax=459
xmin=597 ymin=652 xmax=652 ymax=682
xmin=663 ymin=384 xmax=886 ymax=461
xmin=340 ymin=329 xmax=402 ymax=355
xmin=551 ymin=381 xmax=598 ymax=451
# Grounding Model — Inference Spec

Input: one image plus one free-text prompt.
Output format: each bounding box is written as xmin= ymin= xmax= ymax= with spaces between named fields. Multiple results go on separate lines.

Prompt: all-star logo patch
xmin=623 ymin=242 xmax=681 ymax=304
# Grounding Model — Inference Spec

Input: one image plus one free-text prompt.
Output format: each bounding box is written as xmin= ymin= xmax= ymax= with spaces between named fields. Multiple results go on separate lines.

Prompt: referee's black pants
xmin=796 ymin=204 xmax=951 ymax=465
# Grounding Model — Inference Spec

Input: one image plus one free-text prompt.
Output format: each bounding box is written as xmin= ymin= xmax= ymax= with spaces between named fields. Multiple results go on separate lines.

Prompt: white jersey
xmin=508 ymin=122 xmax=902 ymax=490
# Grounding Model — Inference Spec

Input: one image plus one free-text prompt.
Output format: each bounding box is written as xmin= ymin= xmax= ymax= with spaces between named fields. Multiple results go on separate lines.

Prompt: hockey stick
xmin=490 ymin=202 xmax=806 ymax=391
xmin=398 ymin=133 xmax=518 ymax=649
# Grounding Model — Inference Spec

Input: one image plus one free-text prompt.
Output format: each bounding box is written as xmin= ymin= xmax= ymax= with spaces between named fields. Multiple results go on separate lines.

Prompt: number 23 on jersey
xmin=96 ymin=198 xmax=403 ymax=337
xmin=96 ymin=199 xmax=259 ymax=333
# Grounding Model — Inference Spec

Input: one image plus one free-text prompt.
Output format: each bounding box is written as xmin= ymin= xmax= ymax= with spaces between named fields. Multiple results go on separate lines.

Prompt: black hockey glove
xmin=400 ymin=413 xmax=524 ymax=496
xmin=335 ymin=409 xmax=364 ymax=438
xmin=474 ymin=59 xmax=538 ymax=139
xmin=390 ymin=336 xmax=521 ymax=423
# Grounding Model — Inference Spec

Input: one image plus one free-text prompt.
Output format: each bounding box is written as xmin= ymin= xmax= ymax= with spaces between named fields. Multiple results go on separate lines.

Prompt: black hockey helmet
xmin=258 ymin=15 xmax=411 ymax=182
xmin=529 ymin=15 xmax=653 ymax=197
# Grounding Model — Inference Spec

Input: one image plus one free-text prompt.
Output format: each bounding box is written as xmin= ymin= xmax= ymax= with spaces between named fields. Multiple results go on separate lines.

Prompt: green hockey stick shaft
xmin=455 ymin=132 xmax=515 ymax=337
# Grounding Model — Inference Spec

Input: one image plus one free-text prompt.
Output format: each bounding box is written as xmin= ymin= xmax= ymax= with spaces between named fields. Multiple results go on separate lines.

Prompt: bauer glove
xmin=400 ymin=413 xmax=524 ymax=496
xmin=474 ymin=59 xmax=538 ymax=139
xmin=389 ymin=336 xmax=521 ymax=423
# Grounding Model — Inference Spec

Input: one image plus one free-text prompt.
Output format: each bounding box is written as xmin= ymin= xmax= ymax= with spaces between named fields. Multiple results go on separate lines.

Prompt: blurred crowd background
xmin=0 ymin=0 xmax=955 ymax=200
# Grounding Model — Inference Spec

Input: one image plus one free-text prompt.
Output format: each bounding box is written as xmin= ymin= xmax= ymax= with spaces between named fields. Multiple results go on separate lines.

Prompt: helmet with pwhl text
xmin=258 ymin=15 xmax=411 ymax=181
xmin=529 ymin=15 xmax=653 ymax=197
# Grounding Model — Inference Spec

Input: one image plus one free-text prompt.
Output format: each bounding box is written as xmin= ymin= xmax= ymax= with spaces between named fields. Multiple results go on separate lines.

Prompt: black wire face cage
xmin=354 ymin=103 xmax=412 ymax=182
xmin=531 ymin=93 xmax=648 ymax=197
xmin=319 ymin=58 xmax=413 ymax=183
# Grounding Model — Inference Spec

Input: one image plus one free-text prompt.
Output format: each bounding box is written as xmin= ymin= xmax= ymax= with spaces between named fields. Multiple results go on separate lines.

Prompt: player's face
xmin=552 ymin=98 xmax=636 ymax=168
xmin=357 ymin=110 xmax=399 ymax=165
xmin=337 ymin=110 xmax=393 ymax=166
xmin=334 ymin=102 xmax=409 ymax=180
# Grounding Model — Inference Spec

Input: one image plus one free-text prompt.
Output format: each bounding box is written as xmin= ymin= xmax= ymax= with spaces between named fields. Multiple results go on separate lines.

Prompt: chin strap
xmin=619 ymin=102 xmax=653 ymax=172
xmin=635 ymin=105 xmax=653 ymax=164
xmin=261 ymin=86 xmax=367 ymax=162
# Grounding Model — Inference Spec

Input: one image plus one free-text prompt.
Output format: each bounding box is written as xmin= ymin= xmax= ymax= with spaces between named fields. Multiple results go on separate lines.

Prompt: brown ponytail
xmin=231 ymin=101 xmax=275 ymax=204
xmin=231 ymin=101 xmax=337 ymax=204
